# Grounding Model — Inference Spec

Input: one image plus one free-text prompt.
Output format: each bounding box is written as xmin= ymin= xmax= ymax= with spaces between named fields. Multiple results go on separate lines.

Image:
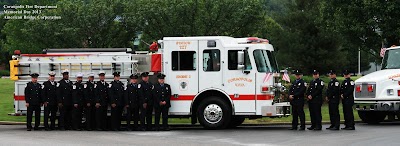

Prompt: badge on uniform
xmin=345 ymin=82 xmax=347 ymax=85
xmin=298 ymin=83 xmax=301 ymax=86
xmin=73 ymin=85 xmax=76 ymax=89
xmin=84 ymin=84 xmax=87 ymax=88
xmin=109 ymin=84 xmax=112 ymax=88
xmin=94 ymin=84 xmax=97 ymax=88
xmin=166 ymin=87 xmax=169 ymax=90
xmin=152 ymin=85 xmax=154 ymax=89
xmin=350 ymin=81 xmax=354 ymax=85
xmin=138 ymin=84 xmax=141 ymax=88
xmin=315 ymin=83 xmax=317 ymax=86
xmin=335 ymin=82 xmax=339 ymax=86
xmin=42 ymin=85 xmax=45 ymax=89
xmin=321 ymin=81 xmax=324 ymax=86
xmin=56 ymin=83 xmax=60 ymax=87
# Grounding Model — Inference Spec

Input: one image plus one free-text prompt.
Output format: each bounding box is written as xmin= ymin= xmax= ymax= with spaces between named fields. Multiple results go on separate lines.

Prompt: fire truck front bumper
xmin=261 ymin=102 xmax=291 ymax=117
xmin=355 ymin=100 xmax=400 ymax=111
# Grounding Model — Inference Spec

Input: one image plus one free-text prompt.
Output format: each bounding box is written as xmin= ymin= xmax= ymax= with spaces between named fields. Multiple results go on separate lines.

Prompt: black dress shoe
xmin=27 ymin=128 xmax=32 ymax=131
xmin=343 ymin=127 xmax=355 ymax=130
xmin=60 ymin=128 xmax=66 ymax=131
xmin=299 ymin=128 xmax=305 ymax=131
xmin=314 ymin=128 xmax=322 ymax=131
xmin=307 ymin=127 xmax=314 ymax=130
xmin=326 ymin=126 xmax=334 ymax=130
xmin=45 ymin=128 xmax=50 ymax=131
xmin=330 ymin=127 xmax=339 ymax=130
xmin=163 ymin=127 xmax=170 ymax=131
xmin=33 ymin=127 xmax=39 ymax=131
xmin=341 ymin=127 xmax=348 ymax=130
xmin=288 ymin=127 xmax=297 ymax=130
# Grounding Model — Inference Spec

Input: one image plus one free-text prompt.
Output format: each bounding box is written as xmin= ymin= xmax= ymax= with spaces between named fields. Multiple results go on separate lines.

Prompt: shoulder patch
xmin=350 ymin=81 xmax=355 ymax=85
xmin=73 ymin=85 xmax=76 ymax=89
xmin=335 ymin=82 xmax=339 ymax=86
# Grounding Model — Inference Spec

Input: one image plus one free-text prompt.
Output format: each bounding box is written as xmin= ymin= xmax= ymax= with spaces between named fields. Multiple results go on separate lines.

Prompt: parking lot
xmin=1 ymin=123 xmax=400 ymax=146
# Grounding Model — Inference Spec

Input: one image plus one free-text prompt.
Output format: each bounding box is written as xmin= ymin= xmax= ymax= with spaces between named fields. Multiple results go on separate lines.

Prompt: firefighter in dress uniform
xmin=95 ymin=71 xmax=109 ymax=131
xmin=124 ymin=74 xmax=140 ymax=131
xmin=306 ymin=70 xmax=324 ymax=131
xmin=326 ymin=70 xmax=341 ymax=130
xmin=153 ymin=74 xmax=171 ymax=131
xmin=25 ymin=73 xmax=42 ymax=131
xmin=84 ymin=73 xmax=96 ymax=131
xmin=57 ymin=69 xmax=73 ymax=130
xmin=42 ymin=71 xmax=58 ymax=131
xmin=109 ymin=72 xmax=125 ymax=131
xmin=72 ymin=73 xmax=85 ymax=130
xmin=139 ymin=72 xmax=154 ymax=131
xmin=288 ymin=70 xmax=306 ymax=130
xmin=341 ymin=70 xmax=355 ymax=130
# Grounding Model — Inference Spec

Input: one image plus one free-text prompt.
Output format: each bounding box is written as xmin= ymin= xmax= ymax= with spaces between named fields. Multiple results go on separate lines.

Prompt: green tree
xmin=322 ymin=0 xmax=400 ymax=71
xmin=270 ymin=0 xmax=344 ymax=74
xmin=2 ymin=0 xmax=139 ymax=55
xmin=127 ymin=0 xmax=271 ymax=50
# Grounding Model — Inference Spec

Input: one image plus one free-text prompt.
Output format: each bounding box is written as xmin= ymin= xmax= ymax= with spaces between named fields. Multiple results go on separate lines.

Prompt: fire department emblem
xmin=180 ymin=81 xmax=187 ymax=90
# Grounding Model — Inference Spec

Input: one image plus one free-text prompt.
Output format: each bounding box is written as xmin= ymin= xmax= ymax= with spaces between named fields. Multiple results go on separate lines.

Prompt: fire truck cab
xmin=354 ymin=46 xmax=400 ymax=124
xmin=10 ymin=36 xmax=290 ymax=129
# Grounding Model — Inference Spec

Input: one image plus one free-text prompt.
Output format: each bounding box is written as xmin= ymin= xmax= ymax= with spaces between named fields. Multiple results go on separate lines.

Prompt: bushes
xmin=0 ymin=70 xmax=10 ymax=77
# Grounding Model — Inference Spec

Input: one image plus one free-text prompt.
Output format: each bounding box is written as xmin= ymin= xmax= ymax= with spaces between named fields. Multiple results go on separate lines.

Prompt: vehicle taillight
xmin=398 ymin=81 xmax=400 ymax=85
xmin=262 ymin=86 xmax=269 ymax=92
xmin=367 ymin=85 xmax=374 ymax=92
xmin=398 ymin=90 xmax=400 ymax=96
xmin=356 ymin=85 xmax=361 ymax=92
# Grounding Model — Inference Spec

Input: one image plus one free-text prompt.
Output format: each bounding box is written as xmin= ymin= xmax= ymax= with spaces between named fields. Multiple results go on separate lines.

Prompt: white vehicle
xmin=354 ymin=46 xmax=400 ymax=124
xmin=9 ymin=36 xmax=290 ymax=129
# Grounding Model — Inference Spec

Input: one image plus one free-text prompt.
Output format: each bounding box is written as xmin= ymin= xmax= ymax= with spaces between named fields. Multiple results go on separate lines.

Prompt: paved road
xmin=1 ymin=123 xmax=400 ymax=146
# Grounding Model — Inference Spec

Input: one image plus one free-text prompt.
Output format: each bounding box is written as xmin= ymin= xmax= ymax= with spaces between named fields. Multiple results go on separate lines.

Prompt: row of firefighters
xmin=288 ymin=69 xmax=355 ymax=131
xmin=24 ymin=70 xmax=171 ymax=131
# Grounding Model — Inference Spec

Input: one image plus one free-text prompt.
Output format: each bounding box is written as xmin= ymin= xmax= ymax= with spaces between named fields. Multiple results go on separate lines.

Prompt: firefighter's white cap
xmin=88 ymin=72 xmax=95 ymax=77
xmin=76 ymin=72 xmax=84 ymax=78
xmin=98 ymin=70 xmax=106 ymax=75
xmin=48 ymin=71 xmax=56 ymax=76
xmin=61 ymin=69 xmax=69 ymax=74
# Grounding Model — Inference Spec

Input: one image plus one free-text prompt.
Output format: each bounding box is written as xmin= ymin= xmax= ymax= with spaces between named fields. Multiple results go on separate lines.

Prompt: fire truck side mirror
xmin=237 ymin=51 xmax=244 ymax=66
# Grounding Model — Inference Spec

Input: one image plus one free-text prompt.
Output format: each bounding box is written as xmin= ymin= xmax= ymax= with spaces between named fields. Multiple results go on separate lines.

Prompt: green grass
xmin=0 ymin=78 xmax=26 ymax=122
xmin=0 ymin=78 xmax=360 ymax=124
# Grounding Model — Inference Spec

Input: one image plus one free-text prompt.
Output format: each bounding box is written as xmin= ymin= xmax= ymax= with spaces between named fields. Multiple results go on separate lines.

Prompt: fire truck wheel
xmin=228 ymin=116 xmax=245 ymax=128
xmin=358 ymin=111 xmax=387 ymax=124
xmin=197 ymin=97 xmax=232 ymax=129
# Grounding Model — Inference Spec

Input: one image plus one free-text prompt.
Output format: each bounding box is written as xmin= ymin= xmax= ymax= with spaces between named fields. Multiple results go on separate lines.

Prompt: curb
xmin=0 ymin=121 xmax=363 ymax=126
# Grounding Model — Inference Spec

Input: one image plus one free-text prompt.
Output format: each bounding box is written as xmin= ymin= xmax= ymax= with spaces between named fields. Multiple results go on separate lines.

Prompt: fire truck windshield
xmin=253 ymin=49 xmax=278 ymax=72
xmin=382 ymin=48 xmax=400 ymax=69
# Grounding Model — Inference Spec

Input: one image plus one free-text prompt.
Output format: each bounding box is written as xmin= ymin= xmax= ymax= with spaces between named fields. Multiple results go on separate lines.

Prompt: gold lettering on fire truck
xmin=227 ymin=77 xmax=252 ymax=87
xmin=389 ymin=74 xmax=400 ymax=79
xmin=176 ymin=41 xmax=191 ymax=49
xmin=176 ymin=75 xmax=191 ymax=78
